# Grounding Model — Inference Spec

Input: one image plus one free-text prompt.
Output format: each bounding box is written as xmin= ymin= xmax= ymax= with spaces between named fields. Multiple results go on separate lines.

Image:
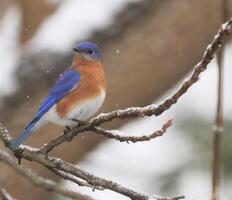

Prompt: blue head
xmin=73 ymin=41 xmax=102 ymax=61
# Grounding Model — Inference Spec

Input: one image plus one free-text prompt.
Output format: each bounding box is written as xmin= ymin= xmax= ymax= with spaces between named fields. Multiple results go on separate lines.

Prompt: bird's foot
xmin=63 ymin=126 xmax=73 ymax=141
xmin=14 ymin=148 xmax=23 ymax=165
xmin=71 ymin=119 xmax=86 ymax=126
xmin=66 ymin=135 xmax=74 ymax=142
xmin=64 ymin=126 xmax=71 ymax=135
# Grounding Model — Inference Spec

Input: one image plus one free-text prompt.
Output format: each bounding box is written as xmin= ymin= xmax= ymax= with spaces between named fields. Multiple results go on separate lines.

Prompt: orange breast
xmin=56 ymin=59 xmax=106 ymax=118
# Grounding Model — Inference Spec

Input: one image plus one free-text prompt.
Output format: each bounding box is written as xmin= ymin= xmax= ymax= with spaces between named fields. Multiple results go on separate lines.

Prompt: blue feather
xmin=11 ymin=68 xmax=81 ymax=149
xmin=11 ymin=120 xmax=38 ymax=150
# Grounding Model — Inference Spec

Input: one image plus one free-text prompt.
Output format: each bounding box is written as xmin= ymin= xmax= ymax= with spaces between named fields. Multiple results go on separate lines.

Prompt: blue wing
xmin=12 ymin=67 xmax=80 ymax=149
xmin=34 ymin=68 xmax=81 ymax=122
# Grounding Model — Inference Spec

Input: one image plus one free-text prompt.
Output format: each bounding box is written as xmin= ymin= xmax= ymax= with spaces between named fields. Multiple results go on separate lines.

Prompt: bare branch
xmin=150 ymin=195 xmax=185 ymax=200
xmin=0 ymin=149 xmax=94 ymax=200
xmin=49 ymin=168 xmax=104 ymax=191
xmin=39 ymin=18 xmax=232 ymax=154
xmin=91 ymin=119 xmax=173 ymax=143
xmin=211 ymin=3 xmax=228 ymax=200
xmin=0 ymin=188 xmax=15 ymax=200
xmin=0 ymin=125 xmax=184 ymax=200
xmin=211 ymin=49 xmax=224 ymax=200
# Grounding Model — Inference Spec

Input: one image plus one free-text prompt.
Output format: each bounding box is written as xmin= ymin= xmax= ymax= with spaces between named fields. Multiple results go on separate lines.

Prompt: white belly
xmin=42 ymin=90 xmax=105 ymax=127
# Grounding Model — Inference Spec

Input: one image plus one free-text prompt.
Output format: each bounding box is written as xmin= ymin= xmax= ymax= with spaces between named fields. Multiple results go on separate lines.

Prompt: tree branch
xmin=91 ymin=119 xmax=173 ymax=143
xmin=38 ymin=17 xmax=232 ymax=154
xmin=0 ymin=125 xmax=184 ymax=200
xmin=211 ymin=3 xmax=228 ymax=200
xmin=0 ymin=188 xmax=15 ymax=200
xmin=0 ymin=149 xmax=94 ymax=200
xmin=48 ymin=167 xmax=104 ymax=191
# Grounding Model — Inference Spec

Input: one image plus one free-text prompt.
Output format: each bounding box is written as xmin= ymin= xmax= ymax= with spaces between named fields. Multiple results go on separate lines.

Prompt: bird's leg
xmin=70 ymin=118 xmax=86 ymax=126
xmin=64 ymin=126 xmax=71 ymax=135
xmin=64 ymin=126 xmax=74 ymax=141
xmin=14 ymin=148 xmax=23 ymax=165
xmin=66 ymin=135 xmax=74 ymax=142
xmin=63 ymin=119 xmax=87 ymax=142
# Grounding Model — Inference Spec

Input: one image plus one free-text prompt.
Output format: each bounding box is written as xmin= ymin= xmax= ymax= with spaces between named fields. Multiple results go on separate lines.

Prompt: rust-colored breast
xmin=56 ymin=58 xmax=106 ymax=118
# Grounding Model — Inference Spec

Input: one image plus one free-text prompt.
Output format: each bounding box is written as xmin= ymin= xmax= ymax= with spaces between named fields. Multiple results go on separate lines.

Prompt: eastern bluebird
xmin=12 ymin=41 xmax=106 ymax=149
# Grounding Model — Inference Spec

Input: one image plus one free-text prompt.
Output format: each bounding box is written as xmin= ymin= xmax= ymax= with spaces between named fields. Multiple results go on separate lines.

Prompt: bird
xmin=12 ymin=41 xmax=106 ymax=149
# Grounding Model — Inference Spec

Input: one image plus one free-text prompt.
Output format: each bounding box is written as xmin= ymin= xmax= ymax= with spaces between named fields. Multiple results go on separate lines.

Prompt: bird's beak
xmin=73 ymin=48 xmax=80 ymax=53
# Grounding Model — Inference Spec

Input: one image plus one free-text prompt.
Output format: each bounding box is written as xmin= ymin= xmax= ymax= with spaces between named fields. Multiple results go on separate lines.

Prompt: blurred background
xmin=0 ymin=0 xmax=232 ymax=199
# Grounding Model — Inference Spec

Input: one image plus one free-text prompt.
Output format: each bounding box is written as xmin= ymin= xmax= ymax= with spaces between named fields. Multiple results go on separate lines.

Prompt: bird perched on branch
xmin=12 ymin=41 xmax=106 ymax=149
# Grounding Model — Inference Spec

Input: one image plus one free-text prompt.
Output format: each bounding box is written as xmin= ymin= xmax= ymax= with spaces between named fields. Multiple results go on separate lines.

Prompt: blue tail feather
xmin=11 ymin=97 xmax=55 ymax=150
xmin=11 ymin=118 xmax=39 ymax=150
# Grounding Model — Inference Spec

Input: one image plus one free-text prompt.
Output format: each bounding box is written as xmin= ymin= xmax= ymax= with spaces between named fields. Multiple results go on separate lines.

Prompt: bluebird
xmin=12 ymin=41 xmax=106 ymax=149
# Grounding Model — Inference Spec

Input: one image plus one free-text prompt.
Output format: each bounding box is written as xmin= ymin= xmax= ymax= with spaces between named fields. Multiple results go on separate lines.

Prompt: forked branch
xmin=40 ymin=18 xmax=232 ymax=154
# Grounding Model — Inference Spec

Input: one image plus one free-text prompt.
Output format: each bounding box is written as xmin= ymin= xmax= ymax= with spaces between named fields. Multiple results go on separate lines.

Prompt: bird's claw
xmin=71 ymin=119 xmax=86 ymax=126
xmin=14 ymin=148 xmax=23 ymax=165
xmin=66 ymin=136 xmax=74 ymax=142
xmin=64 ymin=126 xmax=71 ymax=135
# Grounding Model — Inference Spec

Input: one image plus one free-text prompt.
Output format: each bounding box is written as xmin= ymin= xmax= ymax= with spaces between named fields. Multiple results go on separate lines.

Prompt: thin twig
xmin=0 ymin=125 xmax=184 ymax=200
xmin=91 ymin=119 xmax=173 ymax=143
xmin=0 ymin=188 xmax=15 ymax=200
xmin=211 ymin=46 xmax=224 ymax=200
xmin=151 ymin=195 xmax=185 ymax=200
xmin=211 ymin=2 xmax=228 ymax=200
xmin=0 ymin=149 xmax=94 ymax=200
xmin=39 ymin=18 xmax=232 ymax=154
xmin=49 ymin=167 xmax=104 ymax=191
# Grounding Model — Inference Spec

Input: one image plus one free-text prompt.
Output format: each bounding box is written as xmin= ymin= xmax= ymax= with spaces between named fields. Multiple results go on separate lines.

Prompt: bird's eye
xmin=87 ymin=49 xmax=94 ymax=54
